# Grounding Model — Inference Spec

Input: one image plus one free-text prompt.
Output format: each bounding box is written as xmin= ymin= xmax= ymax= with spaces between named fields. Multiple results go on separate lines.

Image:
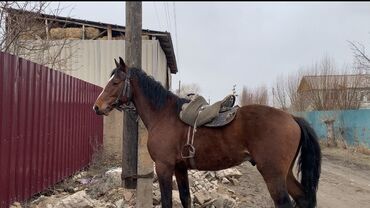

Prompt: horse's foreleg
xmin=156 ymin=162 xmax=174 ymax=208
xmin=175 ymin=163 xmax=191 ymax=208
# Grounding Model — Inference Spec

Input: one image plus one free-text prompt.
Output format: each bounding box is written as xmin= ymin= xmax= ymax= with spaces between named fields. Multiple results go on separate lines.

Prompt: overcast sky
xmin=49 ymin=2 xmax=370 ymax=103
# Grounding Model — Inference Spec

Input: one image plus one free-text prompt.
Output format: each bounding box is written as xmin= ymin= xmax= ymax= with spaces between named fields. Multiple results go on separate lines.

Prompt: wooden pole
xmin=123 ymin=3 xmax=153 ymax=206
xmin=122 ymin=1 xmax=141 ymax=189
xmin=178 ymin=80 xmax=181 ymax=96
xmin=45 ymin=19 xmax=49 ymax=40
xmin=107 ymin=25 xmax=112 ymax=40
xmin=136 ymin=119 xmax=153 ymax=208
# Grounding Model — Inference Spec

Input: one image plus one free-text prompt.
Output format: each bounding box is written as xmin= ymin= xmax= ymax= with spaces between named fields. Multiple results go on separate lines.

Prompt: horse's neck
xmin=130 ymin=79 xmax=167 ymax=130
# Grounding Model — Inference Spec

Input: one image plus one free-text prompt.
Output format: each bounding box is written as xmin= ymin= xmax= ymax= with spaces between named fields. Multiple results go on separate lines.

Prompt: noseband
xmin=112 ymin=69 xmax=135 ymax=111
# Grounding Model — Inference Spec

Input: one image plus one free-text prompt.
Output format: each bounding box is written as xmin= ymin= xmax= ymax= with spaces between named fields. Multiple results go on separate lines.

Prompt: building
xmin=5 ymin=8 xmax=178 ymax=156
xmin=297 ymin=74 xmax=370 ymax=110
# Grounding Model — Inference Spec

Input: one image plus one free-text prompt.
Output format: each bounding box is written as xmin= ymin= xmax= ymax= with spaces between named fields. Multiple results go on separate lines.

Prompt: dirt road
xmin=223 ymin=147 xmax=370 ymax=208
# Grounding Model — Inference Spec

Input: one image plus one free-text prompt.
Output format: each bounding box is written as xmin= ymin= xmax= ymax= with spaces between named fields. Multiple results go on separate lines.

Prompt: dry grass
xmin=65 ymin=28 xmax=82 ymax=39
xmin=349 ymin=144 xmax=370 ymax=155
xmin=87 ymin=144 xmax=122 ymax=177
xmin=50 ymin=28 xmax=65 ymax=40
xmin=85 ymin=27 xmax=100 ymax=39
xmin=320 ymin=143 xmax=370 ymax=170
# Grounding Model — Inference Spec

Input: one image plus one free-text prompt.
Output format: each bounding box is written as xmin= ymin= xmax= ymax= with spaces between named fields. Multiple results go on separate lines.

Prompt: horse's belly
xmin=189 ymin=148 xmax=251 ymax=171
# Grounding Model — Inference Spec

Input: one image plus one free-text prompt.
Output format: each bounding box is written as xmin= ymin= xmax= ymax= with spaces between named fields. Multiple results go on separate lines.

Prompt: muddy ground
xmin=224 ymin=146 xmax=370 ymax=208
xmin=23 ymin=146 xmax=370 ymax=208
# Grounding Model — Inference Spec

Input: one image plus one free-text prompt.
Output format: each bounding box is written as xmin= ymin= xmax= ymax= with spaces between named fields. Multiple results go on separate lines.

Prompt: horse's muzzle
xmin=93 ymin=105 xmax=105 ymax=115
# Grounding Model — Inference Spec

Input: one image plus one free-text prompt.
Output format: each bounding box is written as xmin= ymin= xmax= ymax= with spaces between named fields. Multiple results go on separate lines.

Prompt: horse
xmin=93 ymin=57 xmax=321 ymax=208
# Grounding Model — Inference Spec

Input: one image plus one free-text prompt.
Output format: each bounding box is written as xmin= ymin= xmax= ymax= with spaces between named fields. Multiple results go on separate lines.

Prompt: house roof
xmin=5 ymin=8 xmax=178 ymax=73
xmin=297 ymin=74 xmax=370 ymax=92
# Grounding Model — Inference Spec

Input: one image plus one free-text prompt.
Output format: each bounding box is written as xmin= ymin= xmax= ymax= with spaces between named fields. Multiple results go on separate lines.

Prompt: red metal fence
xmin=0 ymin=52 xmax=103 ymax=207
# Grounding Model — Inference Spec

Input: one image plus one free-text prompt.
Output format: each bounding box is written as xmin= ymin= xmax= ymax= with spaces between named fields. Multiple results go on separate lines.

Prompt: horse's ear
xmin=118 ymin=57 xmax=127 ymax=72
xmin=114 ymin=58 xmax=119 ymax=68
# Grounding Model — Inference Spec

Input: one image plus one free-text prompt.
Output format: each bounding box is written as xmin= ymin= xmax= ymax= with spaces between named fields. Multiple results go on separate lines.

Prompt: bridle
xmin=111 ymin=69 xmax=135 ymax=112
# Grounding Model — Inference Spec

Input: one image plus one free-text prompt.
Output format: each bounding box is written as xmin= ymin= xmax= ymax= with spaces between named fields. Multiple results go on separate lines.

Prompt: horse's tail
xmin=294 ymin=116 xmax=321 ymax=208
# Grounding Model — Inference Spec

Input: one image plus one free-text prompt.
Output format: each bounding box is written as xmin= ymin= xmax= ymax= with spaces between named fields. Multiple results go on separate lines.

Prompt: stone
xmin=229 ymin=177 xmax=239 ymax=186
xmin=86 ymin=168 xmax=124 ymax=199
xmin=172 ymin=190 xmax=182 ymax=207
xmin=54 ymin=190 xmax=95 ymax=208
xmin=10 ymin=202 xmax=22 ymax=208
xmin=221 ymin=178 xmax=230 ymax=184
xmin=152 ymin=190 xmax=161 ymax=205
xmin=104 ymin=167 xmax=122 ymax=188
xmin=65 ymin=186 xmax=75 ymax=193
xmin=172 ymin=176 xmax=178 ymax=190
xmin=194 ymin=190 xmax=212 ymax=205
xmin=215 ymin=168 xmax=242 ymax=180
xmin=153 ymin=182 xmax=159 ymax=190
xmin=123 ymin=190 xmax=134 ymax=201
xmin=77 ymin=178 xmax=91 ymax=185
xmin=227 ymin=189 xmax=235 ymax=195
xmin=212 ymin=194 xmax=236 ymax=208
xmin=114 ymin=199 xmax=123 ymax=208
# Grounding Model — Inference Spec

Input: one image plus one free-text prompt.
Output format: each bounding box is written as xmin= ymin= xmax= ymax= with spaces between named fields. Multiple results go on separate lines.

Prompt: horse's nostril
xmin=93 ymin=105 xmax=99 ymax=112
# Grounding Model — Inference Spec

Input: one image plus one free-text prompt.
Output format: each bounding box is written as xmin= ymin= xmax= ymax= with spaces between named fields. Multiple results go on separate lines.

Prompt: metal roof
xmin=5 ymin=8 xmax=178 ymax=73
xmin=298 ymin=74 xmax=370 ymax=92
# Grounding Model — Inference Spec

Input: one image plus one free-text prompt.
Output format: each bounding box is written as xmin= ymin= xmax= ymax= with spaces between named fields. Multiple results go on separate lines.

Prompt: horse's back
xmin=237 ymin=104 xmax=297 ymax=127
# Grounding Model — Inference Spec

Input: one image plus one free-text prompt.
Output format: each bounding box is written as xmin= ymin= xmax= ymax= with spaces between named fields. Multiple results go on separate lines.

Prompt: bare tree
xmin=348 ymin=40 xmax=370 ymax=72
xmin=298 ymin=56 xmax=363 ymax=111
xmin=240 ymin=85 xmax=268 ymax=106
xmin=273 ymin=75 xmax=288 ymax=110
xmin=0 ymin=2 xmax=76 ymax=70
xmin=175 ymin=82 xmax=201 ymax=98
xmin=274 ymin=56 xmax=365 ymax=112
xmin=273 ymin=69 xmax=305 ymax=112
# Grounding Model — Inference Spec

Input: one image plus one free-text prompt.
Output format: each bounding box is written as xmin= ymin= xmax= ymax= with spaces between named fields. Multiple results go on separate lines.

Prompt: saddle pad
xmin=204 ymin=106 xmax=239 ymax=127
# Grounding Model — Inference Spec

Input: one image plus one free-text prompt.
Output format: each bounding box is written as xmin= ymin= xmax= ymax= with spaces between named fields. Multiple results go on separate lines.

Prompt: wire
xmin=163 ymin=2 xmax=170 ymax=32
xmin=153 ymin=2 xmax=163 ymax=30
xmin=173 ymin=2 xmax=179 ymax=67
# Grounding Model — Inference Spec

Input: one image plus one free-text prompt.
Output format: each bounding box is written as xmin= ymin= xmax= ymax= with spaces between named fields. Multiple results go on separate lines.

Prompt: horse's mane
xmin=128 ymin=68 xmax=189 ymax=112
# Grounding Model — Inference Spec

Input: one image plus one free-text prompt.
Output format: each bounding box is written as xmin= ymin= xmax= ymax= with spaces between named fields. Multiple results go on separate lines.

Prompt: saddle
xmin=179 ymin=94 xmax=239 ymax=128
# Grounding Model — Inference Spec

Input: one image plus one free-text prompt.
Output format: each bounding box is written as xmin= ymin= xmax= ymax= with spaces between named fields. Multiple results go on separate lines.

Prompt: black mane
xmin=126 ymin=68 xmax=189 ymax=112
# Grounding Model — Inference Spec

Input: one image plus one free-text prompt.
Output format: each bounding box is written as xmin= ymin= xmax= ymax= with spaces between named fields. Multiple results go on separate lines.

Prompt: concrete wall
xmin=295 ymin=109 xmax=370 ymax=148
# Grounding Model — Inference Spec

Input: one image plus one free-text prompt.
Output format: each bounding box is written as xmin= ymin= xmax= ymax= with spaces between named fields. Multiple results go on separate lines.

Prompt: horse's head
xmin=93 ymin=57 xmax=131 ymax=116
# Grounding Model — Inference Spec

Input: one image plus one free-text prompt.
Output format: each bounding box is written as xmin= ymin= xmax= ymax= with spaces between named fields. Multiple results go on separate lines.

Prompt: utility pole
xmin=122 ymin=1 xmax=141 ymax=189
xmin=178 ymin=80 xmax=181 ymax=96
xmin=232 ymin=84 xmax=238 ymax=103
xmin=232 ymin=84 xmax=237 ymax=96
xmin=123 ymin=2 xmax=153 ymax=207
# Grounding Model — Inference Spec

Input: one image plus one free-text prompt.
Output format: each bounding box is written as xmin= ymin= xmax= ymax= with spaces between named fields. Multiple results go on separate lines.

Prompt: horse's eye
xmin=112 ymin=82 xmax=119 ymax=86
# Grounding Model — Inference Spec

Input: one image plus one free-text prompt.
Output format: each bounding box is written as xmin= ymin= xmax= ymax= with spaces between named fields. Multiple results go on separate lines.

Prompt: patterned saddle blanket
xmin=179 ymin=94 xmax=239 ymax=128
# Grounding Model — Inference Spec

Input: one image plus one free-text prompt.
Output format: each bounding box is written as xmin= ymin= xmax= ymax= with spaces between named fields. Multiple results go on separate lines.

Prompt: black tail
xmin=294 ymin=117 xmax=321 ymax=208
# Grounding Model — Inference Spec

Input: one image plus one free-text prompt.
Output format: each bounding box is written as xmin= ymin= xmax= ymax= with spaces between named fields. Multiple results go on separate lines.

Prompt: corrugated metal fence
xmin=0 ymin=52 xmax=103 ymax=207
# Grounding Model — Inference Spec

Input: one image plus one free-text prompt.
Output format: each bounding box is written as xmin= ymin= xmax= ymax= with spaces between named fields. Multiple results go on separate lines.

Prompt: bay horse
xmin=93 ymin=57 xmax=321 ymax=208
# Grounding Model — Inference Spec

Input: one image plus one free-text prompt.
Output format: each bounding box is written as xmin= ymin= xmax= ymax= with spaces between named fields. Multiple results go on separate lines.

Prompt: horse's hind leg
xmin=287 ymin=170 xmax=308 ymax=208
xmin=174 ymin=163 xmax=191 ymax=208
xmin=258 ymin=166 xmax=293 ymax=208
xmin=156 ymin=162 xmax=174 ymax=208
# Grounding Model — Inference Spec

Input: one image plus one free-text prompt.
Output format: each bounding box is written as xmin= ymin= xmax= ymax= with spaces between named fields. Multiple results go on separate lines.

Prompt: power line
xmin=163 ymin=2 xmax=170 ymax=32
xmin=153 ymin=2 xmax=163 ymax=30
xmin=173 ymin=2 xmax=179 ymax=67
